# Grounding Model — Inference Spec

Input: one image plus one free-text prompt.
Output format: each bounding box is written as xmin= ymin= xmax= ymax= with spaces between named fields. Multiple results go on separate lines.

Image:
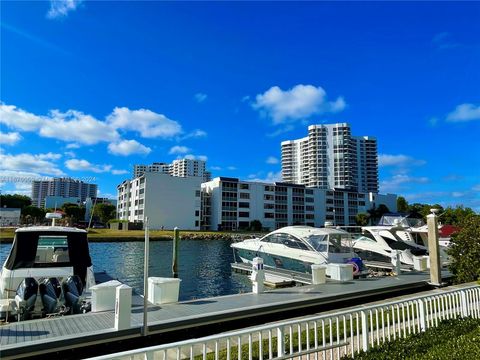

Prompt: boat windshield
xmin=328 ymin=234 xmax=354 ymax=253
xmin=305 ymin=234 xmax=328 ymax=252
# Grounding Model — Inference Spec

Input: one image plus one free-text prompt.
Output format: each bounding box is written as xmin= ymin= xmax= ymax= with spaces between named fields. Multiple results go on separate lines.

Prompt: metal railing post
xmin=418 ymin=299 xmax=426 ymax=332
xmin=277 ymin=326 xmax=285 ymax=357
xmin=361 ymin=310 xmax=369 ymax=352
xmin=460 ymin=290 xmax=469 ymax=318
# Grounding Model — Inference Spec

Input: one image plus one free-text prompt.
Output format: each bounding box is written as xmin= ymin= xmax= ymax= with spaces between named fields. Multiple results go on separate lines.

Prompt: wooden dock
xmin=0 ymin=270 xmax=452 ymax=359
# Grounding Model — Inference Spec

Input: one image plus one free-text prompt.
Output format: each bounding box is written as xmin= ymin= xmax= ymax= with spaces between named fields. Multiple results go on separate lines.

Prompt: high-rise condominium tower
xmin=281 ymin=123 xmax=378 ymax=192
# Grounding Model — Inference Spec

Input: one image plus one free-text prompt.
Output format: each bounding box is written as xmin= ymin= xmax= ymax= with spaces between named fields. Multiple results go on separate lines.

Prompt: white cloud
xmin=380 ymin=174 xmax=429 ymax=193
xmin=181 ymin=129 xmax=207 ymax=140
xmin=266 ymin=156 xmax=279 ymax=165
xmin=66 ymin=143 xmax=80 ymax=149
xmin=169 ymin=145 xmax=191 ymax=155
xmin=0 ymin=152 xmax=64 ymax=176
xmin=194 ymin=93 xmax=207 ymax=103
xmin=40 ymin=109 xmax=120 ymax=144
xmin=227 ymin=166 xmax=236 ymax=171
xmin=65 ymin=159 xmax=112 ymax=173
xmin=47 ymin=0 xmax=83 ymax=19
xmin=64 ymin=151 xmax=76 ymax=158
xmin=0 ymin=104 xmax=119 ymax=145
xmin=446 ymin=103 xmax=480 ymax=122
xmin=0 ymin=131 xmax=22 ymax=145
xmin=184 ymin=154 xmax=208 ymax=161
xmin=210 ymin=166 xmax=222 ymax=171
xmin=378 ymin=154 xmax=426 ymax=167
xmin=0 ymin=104 xmax=43 ymax=131
xmin=253 ymin=84 xmax=346 ymax=124
xmin=108 ymin=139 xmax=152 ymax=156
xmin=107 ymin=107 xmax=182 ymax=138
xmin=111 ymin=169 xmax=129 ymax=175
xmin=248 ymin=171 xmax=282 ymax=183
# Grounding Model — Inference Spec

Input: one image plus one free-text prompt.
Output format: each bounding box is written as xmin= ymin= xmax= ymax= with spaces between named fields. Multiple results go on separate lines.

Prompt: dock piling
xmin=173 ymin=227 xmax=180 ymax=278
xmin=427 ymin=209 xmax=442 ymax=286
xmin=142 ymin=216 xmax=149 ymax=336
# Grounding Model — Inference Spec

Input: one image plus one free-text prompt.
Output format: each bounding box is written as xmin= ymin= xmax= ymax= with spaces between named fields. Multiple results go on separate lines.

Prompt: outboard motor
xmin=62 ymin=275 xmax=89 ymax=314
xmin=15 ymin=278 xmax=38 ymax=321
xmin=39 ymin=278 xmax=65 ymax=316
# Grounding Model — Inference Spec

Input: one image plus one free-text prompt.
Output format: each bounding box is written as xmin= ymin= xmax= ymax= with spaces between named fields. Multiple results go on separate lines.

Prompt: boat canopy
xmin=4 ymin=230 xmax=92 ymax=285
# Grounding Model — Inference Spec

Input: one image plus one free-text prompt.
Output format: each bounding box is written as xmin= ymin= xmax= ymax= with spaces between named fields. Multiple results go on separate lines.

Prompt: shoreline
xmin=0 ymin=231 xmax=260 ymax=244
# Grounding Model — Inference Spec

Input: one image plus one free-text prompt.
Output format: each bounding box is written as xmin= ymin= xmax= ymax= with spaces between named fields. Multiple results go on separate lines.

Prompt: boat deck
xmin=0 ymin=270 xmax=452 ymax=359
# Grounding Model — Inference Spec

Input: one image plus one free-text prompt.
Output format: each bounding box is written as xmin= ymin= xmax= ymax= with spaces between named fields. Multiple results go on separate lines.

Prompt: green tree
xmin=0 ymin=194 xmax=32 ymax=210
xmin=441 ymin=206 xmax=476 ymax=226
xmin=249 ymin=220 xmax=262 ymax=232
xmin=61 ymin=203 xmax=86 ymax=223
xmin=355 ymin=213 xmax=370 ymax=226
xmin=92 ymin=203 xmax=116 ymax=224
xmin=22 ymin=206 xmax=46 ymax=224
xmin=396 ymin=196 xmax=409 ymax=213
xmin=448 ymin=214 xmax=480 ymax=284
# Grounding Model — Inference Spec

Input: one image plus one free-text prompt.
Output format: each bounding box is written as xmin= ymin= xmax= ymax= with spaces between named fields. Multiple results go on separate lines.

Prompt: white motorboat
xmin=0 ymin=213 xmax=95 ymax=321
xmin=231 ymin=226 xmax=366 ymax=275
xmin=352 ymin=213 xmax=449 ymax=266
xmin=352 ymin=226 xmax=428 ymax=266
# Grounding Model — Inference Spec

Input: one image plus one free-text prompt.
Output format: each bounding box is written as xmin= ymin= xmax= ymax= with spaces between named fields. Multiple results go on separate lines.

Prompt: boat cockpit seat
xmin=53 ymin=252 xmax=69 ymax=262
xmin=39 ymin=277 xmax=65 ymax=316
xmin=62 ymin=275 xmax=87 ymax=314
xmin=15 ymin=278 xmax=38 ymax=321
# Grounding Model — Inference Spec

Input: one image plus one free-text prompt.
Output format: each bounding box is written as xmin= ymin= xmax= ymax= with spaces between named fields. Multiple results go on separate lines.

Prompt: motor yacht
xmin=231 ymin=226 xmax=365 ymax=275
xmin=0 ymin=213 xmax=95 ymax=321
xmin=352 ymin=213 xmax=449 ymax=266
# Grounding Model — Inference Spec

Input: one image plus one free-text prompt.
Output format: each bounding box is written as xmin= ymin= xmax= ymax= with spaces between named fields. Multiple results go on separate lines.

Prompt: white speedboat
xmin=0 ymin=214 xmax=95 ymax=320
xmin=352 ymin=226 xmax=428 ymax=266
xmin=231 ymin=226 xmax=365 ymax=275
xmin=352 ymin=213 xmax=449 ymax=266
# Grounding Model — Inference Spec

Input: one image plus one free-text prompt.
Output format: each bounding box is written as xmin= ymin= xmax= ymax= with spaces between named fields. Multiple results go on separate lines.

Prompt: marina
xmin=0 ymin=269 xmax=453 ymax=359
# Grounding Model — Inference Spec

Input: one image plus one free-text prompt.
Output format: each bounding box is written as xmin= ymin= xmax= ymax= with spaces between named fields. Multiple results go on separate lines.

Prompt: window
xmin=239 ymin=183 xmax=249 ymax=190
xmin=195 ymin=190 xmax=201 ymax=197
xmin=264 ymin=212 xmax=274 ymax=219
xmin=264 ymin=185 xmax=275 ymax=192
xmin=239 ymin=202 xmax=250 ymax=208
xmin=264 ymin=203 xmax=275 ymax=209
xmin=35 ymin=236 xmax=70 ymax=264
xmin=239 ymin=212 xmax=249 ymax=218
xmin=195 ymin=210 xmax=200 ymax=216
xmin=240 ymin=193 xmax=250 ymax=199
xmin=264 ymin=194 xmax=274 ymax=201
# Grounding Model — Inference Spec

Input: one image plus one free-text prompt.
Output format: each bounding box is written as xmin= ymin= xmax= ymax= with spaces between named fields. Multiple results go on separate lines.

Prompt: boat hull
xmin=235 ymin=247 xmax=320 ymax=274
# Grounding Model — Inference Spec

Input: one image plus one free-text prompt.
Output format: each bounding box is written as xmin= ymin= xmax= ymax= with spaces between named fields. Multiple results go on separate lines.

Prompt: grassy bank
xmin=0 ymin=227 xmax=260 ymax=242
xmin=341 ymin=317 xmax=480 ymax=360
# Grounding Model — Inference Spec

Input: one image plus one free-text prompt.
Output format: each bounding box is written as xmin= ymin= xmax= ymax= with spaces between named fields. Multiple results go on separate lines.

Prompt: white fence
xmin=88 ymin=285 xmax=480 ymax=360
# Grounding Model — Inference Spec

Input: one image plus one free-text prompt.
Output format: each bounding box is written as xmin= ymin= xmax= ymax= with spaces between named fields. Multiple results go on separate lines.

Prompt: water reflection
xmin=1 ymin=239 xmax=250 ymax=301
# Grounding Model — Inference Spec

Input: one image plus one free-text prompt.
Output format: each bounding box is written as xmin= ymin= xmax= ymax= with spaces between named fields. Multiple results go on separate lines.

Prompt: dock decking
xmin=0 ymin=270 xmax=452 ymax=359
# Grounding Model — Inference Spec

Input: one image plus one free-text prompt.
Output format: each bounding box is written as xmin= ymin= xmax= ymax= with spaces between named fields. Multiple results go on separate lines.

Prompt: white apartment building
xmin=133 ymin=159 xmax=211 ymax=182
xmin=202 ymin=177 xmax=396 ymax=231
xmin=281 ymin=123 xmax=378 ymax=193
xmin=31 ymin=178 xmax=97 ymax=208
xmin=117 ymin=172 xmax=203 ymax=230
xmin=133 ymin=162 xmax=170 ymax=178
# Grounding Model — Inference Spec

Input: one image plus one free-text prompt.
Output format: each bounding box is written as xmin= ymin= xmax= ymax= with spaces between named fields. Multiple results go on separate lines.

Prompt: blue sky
xmin=1 ymin=1 xmax=479 ymax=211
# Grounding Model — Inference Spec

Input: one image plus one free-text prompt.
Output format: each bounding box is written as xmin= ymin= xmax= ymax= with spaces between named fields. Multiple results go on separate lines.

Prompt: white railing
xmin=88 ymin=285 xmax=480 ymax=360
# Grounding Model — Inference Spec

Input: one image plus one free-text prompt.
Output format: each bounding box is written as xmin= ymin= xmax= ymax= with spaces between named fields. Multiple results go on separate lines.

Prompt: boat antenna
xmin=87 ymin=196 xmax=99 ymax=230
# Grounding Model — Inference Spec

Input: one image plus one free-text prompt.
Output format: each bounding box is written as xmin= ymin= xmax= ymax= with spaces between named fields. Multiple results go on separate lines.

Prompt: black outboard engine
xmin=39 ymin=278 xmax=65 ymax=316
xmin=15 ymin=278 xmax=38 ymax=321
xmin=62 ymin=275 xmax=88 ymax=314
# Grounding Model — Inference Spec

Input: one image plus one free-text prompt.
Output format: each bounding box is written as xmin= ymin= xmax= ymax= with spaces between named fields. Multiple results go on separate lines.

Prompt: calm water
xmin=0 ymin=239 xmax=250 ymax=301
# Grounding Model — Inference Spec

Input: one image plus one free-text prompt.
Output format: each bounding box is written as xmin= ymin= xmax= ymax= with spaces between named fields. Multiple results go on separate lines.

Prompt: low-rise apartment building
xmin=202 ymin=177 xmax=397 ymax=231
xmin=117 ymin=172 xmax=202 ymax=230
